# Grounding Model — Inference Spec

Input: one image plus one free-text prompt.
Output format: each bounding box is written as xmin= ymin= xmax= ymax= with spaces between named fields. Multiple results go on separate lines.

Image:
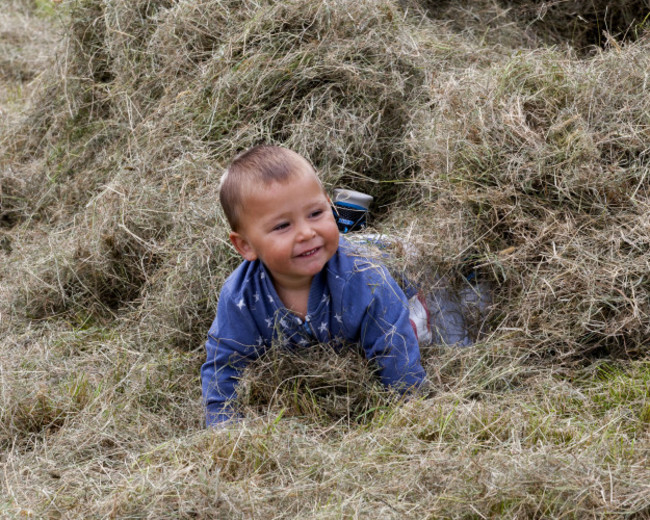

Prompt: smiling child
xmin=201 ymin=145 xmax=427 ymax=427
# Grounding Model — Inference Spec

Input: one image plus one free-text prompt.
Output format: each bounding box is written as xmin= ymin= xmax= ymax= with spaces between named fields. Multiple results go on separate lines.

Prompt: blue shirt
xmin=201 ymin=237 xmax=427 ymax=426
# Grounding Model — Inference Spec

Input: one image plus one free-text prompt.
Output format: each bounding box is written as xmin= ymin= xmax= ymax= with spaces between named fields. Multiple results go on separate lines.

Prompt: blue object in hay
xmin=332 ymin=189 xmax=373 ymax=234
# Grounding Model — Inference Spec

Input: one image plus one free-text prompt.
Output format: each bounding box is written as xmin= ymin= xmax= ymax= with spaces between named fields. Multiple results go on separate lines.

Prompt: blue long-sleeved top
xmin=201 ymin=237 xmax=426 ymax=426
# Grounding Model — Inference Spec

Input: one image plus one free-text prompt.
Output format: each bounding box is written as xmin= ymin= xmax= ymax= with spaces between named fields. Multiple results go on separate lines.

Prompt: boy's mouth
xmin=296 ymin=247 xmax=320 ymax=258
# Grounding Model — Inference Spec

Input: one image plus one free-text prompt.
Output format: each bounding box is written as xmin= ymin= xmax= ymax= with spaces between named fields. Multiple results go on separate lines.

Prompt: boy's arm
xmin=348 ymin=264 xmax=427 ymax=392
xmin=201 ymin=291 xmax=262 ymax=427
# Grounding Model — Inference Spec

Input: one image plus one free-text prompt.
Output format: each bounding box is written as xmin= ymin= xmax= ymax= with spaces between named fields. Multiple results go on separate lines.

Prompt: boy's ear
xmin=229 ymin=231 xmax=258 ymax=261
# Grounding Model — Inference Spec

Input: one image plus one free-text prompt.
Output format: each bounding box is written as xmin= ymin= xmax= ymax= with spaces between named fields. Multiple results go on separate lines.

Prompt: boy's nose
xmin=296 ymin=221 xmax=316 ymax=241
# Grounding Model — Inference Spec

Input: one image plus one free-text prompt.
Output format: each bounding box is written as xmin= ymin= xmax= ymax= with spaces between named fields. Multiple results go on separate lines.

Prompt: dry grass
xmin=1 ymin=0 xmax=650 ymax=517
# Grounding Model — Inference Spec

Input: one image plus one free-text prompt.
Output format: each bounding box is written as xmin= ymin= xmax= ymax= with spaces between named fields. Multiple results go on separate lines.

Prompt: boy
xmin=201 ymin=145 xmax=428 ymax=427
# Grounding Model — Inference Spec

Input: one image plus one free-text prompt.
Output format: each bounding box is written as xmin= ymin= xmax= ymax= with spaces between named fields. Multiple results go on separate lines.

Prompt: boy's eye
xmin=310 ymin=209 xmax=323 ymax=218
xmin=273 ymin=222 xmax=289 ymax=231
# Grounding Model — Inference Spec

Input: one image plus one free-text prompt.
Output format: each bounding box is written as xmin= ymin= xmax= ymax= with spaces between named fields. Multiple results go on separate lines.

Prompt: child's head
xmin=221 ymin=145 xmax=339 ymax=290
xmin=220 ymin=145 xmax=312 ymax=231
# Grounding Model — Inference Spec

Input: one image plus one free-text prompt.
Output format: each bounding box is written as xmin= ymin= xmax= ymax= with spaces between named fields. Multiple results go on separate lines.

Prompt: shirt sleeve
xmin=344 ymin=263 xmax=427 ymax=392
xmin=200 ymin=288 xmax=262 ymax=427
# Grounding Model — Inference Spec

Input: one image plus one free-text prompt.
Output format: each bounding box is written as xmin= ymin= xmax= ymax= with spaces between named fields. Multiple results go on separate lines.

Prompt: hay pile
xmin=1 ymin=0 xmax=649 ymax=517
xmin=4 ymin=0 xmax=648 ymax=356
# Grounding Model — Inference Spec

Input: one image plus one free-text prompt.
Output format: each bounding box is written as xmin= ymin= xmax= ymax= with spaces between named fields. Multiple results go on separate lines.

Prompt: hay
xmin=412 ymin=0 xmax=650 ymax=51
xmin=2 ymin=0 xmax=650 ymax=517
xmin=409 ymin=42 xmax=650 ymax=359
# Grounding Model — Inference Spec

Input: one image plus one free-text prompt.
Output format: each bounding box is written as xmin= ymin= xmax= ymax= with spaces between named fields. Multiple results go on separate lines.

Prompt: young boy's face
xmin=229 ymin=162 xmax=339 ymax=291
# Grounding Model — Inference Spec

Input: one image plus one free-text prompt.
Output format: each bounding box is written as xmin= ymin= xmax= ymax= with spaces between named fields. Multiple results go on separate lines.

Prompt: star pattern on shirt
xmin=236 ymin=298 xmax=246 ymax=310
xmin=297 ymin=337 xmax=309 ymax=346
xmin=260 ymin=271 xmax=266 ymax=279
xmin=279 ymin=318 xmax=288 ymax=329
xmin=267 ymin=294 xmax=274 ymax=303
xmin=257 ymin=336 xmax=264 ymax=346
xmin=265 ymin=317 xmax=273 ymax=329
xmin=334 ymin=313 xmax=343 ymax=324
xmin=321 ymin=294 xmax=330 ymax=305
xmin=254 ymin=292 xmax=260 ymax=302
xmin=318 ymin=322 xmax=328 ymax=333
